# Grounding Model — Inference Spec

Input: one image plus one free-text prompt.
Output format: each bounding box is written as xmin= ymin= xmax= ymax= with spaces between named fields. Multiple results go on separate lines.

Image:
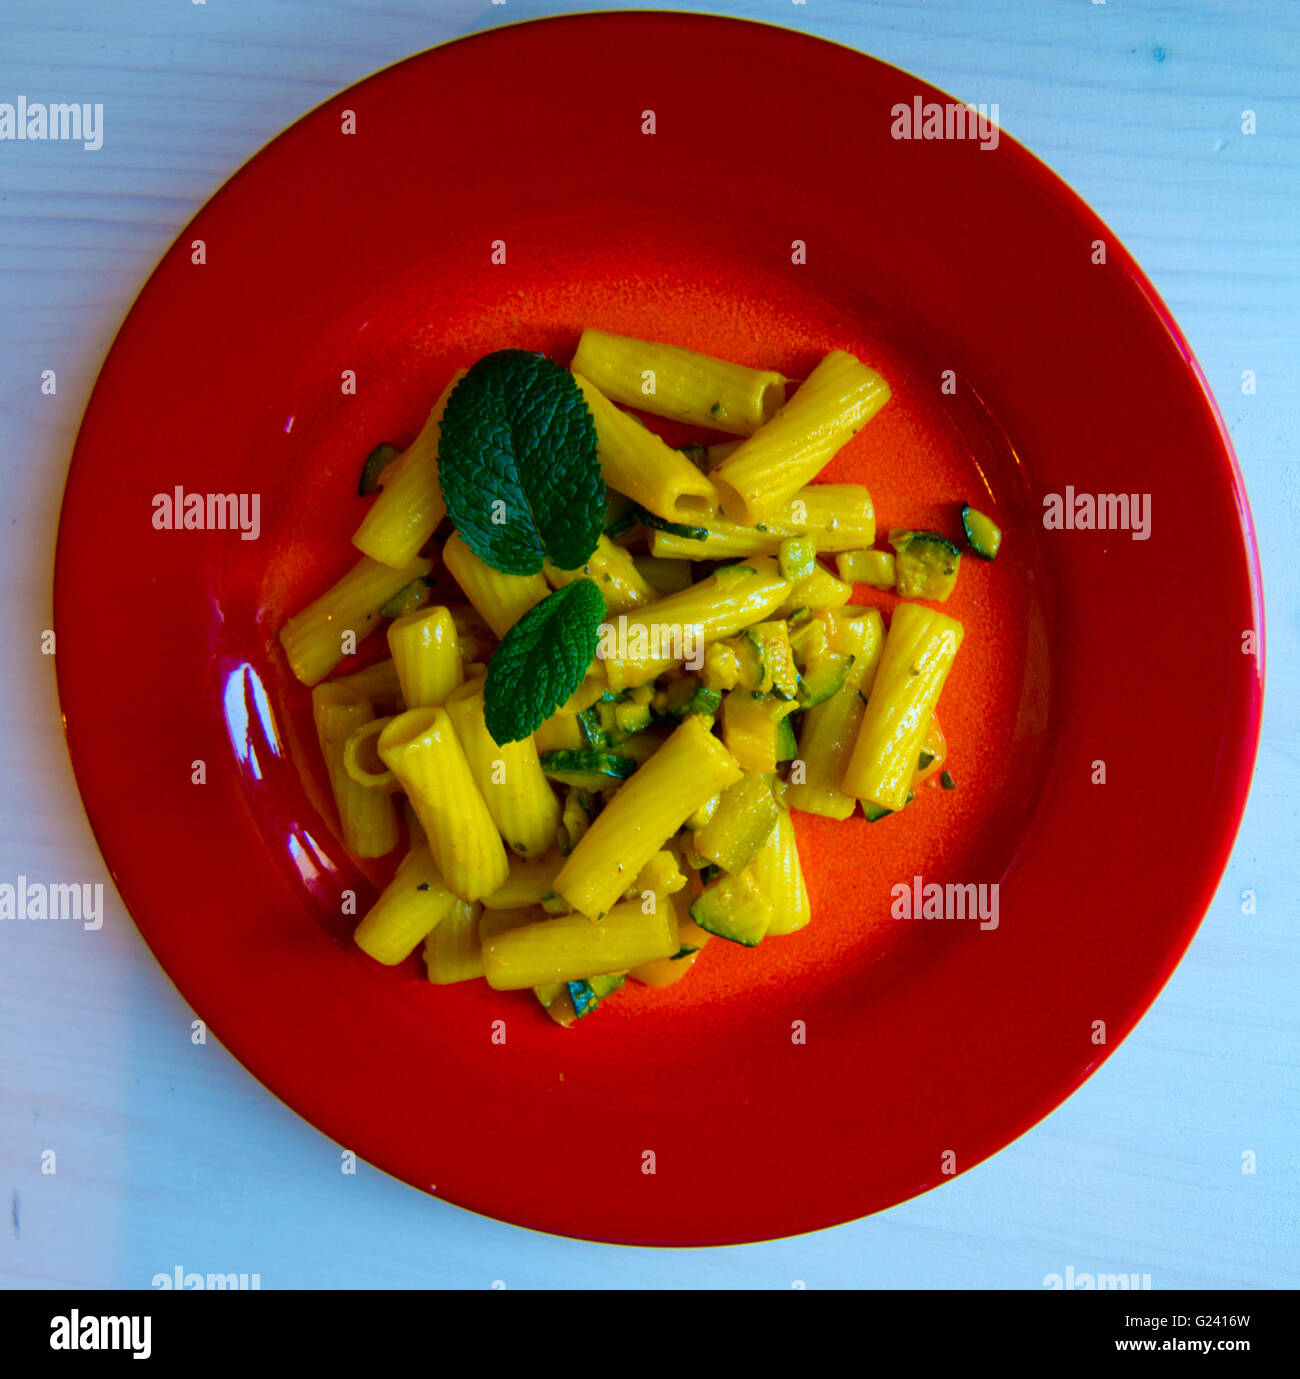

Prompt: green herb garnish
xmin=438 ymin=350 xmax=603 ymax=576
xmin=484 ymin=581 xmax=606 ymax=744
xmin=940 ymin=770 xmax=956 ymax=790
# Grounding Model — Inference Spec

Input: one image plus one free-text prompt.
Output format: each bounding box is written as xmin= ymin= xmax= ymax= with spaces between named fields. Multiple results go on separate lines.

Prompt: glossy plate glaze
xmin=53 ymin=14 xmax=1263 ymax=1245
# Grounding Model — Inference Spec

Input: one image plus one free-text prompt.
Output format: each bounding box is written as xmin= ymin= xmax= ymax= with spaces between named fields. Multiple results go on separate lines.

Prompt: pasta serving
xmin=279 ymin=328 xmax=1002 ymax=1026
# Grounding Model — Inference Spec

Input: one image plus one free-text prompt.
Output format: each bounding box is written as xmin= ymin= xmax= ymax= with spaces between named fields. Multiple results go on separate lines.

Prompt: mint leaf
xmin=484 ymin=580 xmax=606 ymax=744
xmin=438 ymin=350 xmax=603 ymax=576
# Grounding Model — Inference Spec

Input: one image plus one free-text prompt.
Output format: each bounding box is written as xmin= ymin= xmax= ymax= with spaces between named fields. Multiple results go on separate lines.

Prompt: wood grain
xmin=0 ymin=0 xmax=1295 ymax=1288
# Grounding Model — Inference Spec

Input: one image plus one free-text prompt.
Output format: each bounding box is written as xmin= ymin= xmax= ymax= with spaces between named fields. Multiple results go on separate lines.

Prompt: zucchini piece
xmin=541 ymin=749 xmax=638 ymax=791
xmin=357 ymin=442 xmax=401 ymax=496
xmin=834 ymin=549 xmax=896 ymax=590
xmin=777 ymin=536 xmax=817 ymax=582
xmin=613 ymin=700 xmax=652 ymax=736
xmin=535 ymin=983 xmax=578 ymax=1027
xmin=776 ymin=715 xmax=798 ymax=763
xmin=631 ymin=504 xmax=710 ymax=542
xmin=378 ymin=575 xmax=435 ymax=619
xmin=744 ymin=621 xmax=799 ymax=699
xmin=888 ymin=530 xmax=962 ymax=602
xmin=690 ymin=871 xmax=773 ymax=946
xmin=604 ymin=509 xmax=639 ymax=541
xmin=576 ymin=707 xmax=605 ymax=749
xmin=788 ymin=615 xmax=830 ymax=667
xmin=961 ymin=504 xmax=1002 ymax=560
xmin=685 ymin=793 xmax=720 ymax=831
xmin=567 ymin=971 xmax=627 ymax=1019
xmin=557 ymin=787 xmax=600 ymax=855
xmin=701 ymin=641 xmax=742 ymax=692
xmin=653 ymin=678 xmax=723 ymax=721
xmin=720 ymin=690 xmax=797 ymax=774
xmin=795 ymin=653 xmax=853 ymax=709
xmin=694 ymin=773 xmax=780 ymax=875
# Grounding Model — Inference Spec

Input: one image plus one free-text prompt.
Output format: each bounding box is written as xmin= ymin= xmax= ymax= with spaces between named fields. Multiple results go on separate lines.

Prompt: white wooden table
xmin=2 ymin=0 xmax=1296 ymax=1288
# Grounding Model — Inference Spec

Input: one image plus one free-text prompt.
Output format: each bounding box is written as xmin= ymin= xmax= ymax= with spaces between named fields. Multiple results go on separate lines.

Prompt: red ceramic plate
xmin=54 ymin=13 xmax=1263 ymax=1245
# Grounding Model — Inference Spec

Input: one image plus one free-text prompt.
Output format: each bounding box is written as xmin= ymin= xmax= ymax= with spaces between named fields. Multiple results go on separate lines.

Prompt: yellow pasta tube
xmin=327 ymin=657 xmax=405 ymax=713
xmin=387 ymin=605 xmax=463 ymax=708
xmin=570 ymin=329 xmax=786 ymax=436
xmin=354 ymin=843 xmax=462 ymax=964
xmin=352 ymin=370 xmax=465 ymax=567
xmin=311 ymin=685 xmax=400 ymax=857
xmin=422 ymin=899 xmax=483 ymax=983
xmin=599 ymin=559 xmax=789 ymax=690
xmin=444 ymin=679 xmax=561 ymax=859
xmin=342 ymin=715 xmax=397 ymax=791
xmin=543 ymin=534 xmax=655 ymax=614
xmin=842 ymin=603 xmax=964 ymax=811
xmin=482 ymin=852 xmax=566 ymax=910
xmin=482 ymin=899 xmax=679 ymax=990
xmin=377 ymin=707 xmax=510 ymax=900
xmin=554 ymin=715 xmax=743 ymax=919
xmin=572 ymin=373 xmax=720 ymax=523
xmin=442 ymin=531 xmax=548 ymax=638
xmin=711 ymin=350 xmax=890 ymax=525
xmin=786 ymin=609 xmax=885 ymax=819
xmin=280 ymin=554 xmax=434 ymax=686
xmin=648 ymin=485 xmax=875 ymax=560
xmin=750 ymin=809 xmax=811 ymax=936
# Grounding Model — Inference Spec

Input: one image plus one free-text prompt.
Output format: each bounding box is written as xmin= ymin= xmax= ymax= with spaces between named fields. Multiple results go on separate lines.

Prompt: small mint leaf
xmin=438 ymin=350 xmax=603 ymax=576
xmin=483 ymin=581 xmax=606 ymax=745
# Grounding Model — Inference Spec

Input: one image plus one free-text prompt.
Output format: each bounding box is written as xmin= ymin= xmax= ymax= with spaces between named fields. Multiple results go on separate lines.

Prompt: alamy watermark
xmin=891 ymin=875 xmax=999 ymax=930
xmin=596 ymin=617 xmax=704 ymax=670
xmin=0 ymin=876 xmax=103 ymax=930
xmin=152 ymin=1265 xmax=262 ymax=1289
xmin=890 ymin=97 xmax=1000 ymax=151
xmin=152 ymin=487 xmax=261 ymax=540
xmin=1042 ymin=487 xmax=1151 ymax=540
xmin=1 ymin=97 xmax=103 ymax=151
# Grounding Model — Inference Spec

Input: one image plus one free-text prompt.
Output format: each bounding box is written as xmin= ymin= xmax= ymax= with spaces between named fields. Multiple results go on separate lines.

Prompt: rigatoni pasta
xmin=648 ymin=484 xmax=875 ymax=560
xmin=377 ymin=707 xmax=510 ymax=900
xmin=554 ymin=715 xmax=743 ymax=919
xmin=281 ymin=553 xmax=433 ymax=686
xmin=841 ymin=603 xmax=964 ymax=811
xmin=444 ymin=678 xmax=561 ymax=859
xmin=571 ymin=328 xmax=786 ymax=435
xmin=711 ymin=350 xmax=890 ymax=525
xmin=387 ymin=605 xmax=463 ymax=708
xmin=311 ymin=684 xmax=400 ymax=857
xmin=443 ymin=531 xmax=548 ymax=638
xmin=280 ymin=326 xmax=985 ymax=1029
xmin=572 ymin=373 xmax=720 ymax=523
xmin=352 ymin=370 xmax=465 ymax=567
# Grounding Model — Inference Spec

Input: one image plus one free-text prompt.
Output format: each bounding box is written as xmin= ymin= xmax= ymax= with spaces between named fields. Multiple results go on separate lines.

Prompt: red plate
xmin=54 ymin=14 xmax=1263 ymax=1245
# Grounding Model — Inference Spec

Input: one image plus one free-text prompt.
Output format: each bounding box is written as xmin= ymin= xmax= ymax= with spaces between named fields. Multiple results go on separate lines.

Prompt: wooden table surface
xmin=1 ymin=0 xmax=1296 ymax=1288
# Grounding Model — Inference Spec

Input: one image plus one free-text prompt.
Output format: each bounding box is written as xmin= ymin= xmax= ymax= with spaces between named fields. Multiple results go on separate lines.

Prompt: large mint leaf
xmin=483 ymin=580 xmax=606 ymax=745
xmin=438 ymin=350 xmax=603 ymax=576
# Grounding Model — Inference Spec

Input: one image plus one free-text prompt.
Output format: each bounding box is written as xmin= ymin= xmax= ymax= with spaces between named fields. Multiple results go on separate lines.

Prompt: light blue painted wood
xmin=1 ymin=0 xmax=1296 ymax=1289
